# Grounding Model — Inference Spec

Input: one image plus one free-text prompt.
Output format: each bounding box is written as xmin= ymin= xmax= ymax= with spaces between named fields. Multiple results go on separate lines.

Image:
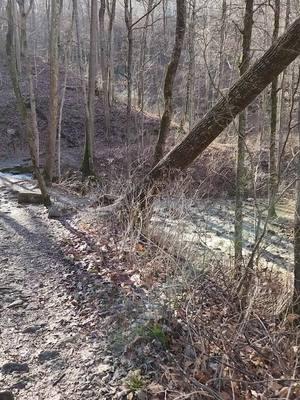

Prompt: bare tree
xmin=153 ymin=0 xmax=186 ymax=165
xmin=294 ymin=71 xmax=300 ymax=313
xmin=99 ymin=0 xmax=111 ymax=137
xmin=107 ymin=0 xmax=116 ymax=106
xmin=124 ymin=0 xmax=133 ymax=138
xmin=269 ymin=0 xmax=280 ymax=217
xmin=127 ymin=17 xmax=300 ymax=204
xmin=278 ymin=0 xmax=291 ymax=172
xmin=182 ymin=0 xmax=196 ymax=130
xmin=234 ymin=0 xmax=254 ymax=272
xmin=81 ymin=0 xmax=98 ymax=176
xmin=6 ymin=0 xmax=50 ymax=205
xmin=137 ymin=0 xmax=154 ymax=111
xmin=44 ymin=0 xmax=61 ymax=185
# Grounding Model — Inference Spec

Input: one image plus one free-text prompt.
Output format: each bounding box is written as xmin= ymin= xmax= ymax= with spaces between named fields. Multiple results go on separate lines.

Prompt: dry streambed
xmin=150 ymin=197 xmax=294 ymax=273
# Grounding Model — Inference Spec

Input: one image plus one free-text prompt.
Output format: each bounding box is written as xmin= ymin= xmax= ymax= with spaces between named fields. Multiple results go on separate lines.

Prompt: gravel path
xmin=0 ymin=177 xmax=120 ymax=399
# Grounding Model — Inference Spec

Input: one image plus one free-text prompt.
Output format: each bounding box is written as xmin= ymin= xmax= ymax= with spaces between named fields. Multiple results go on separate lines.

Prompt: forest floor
xmin=1 ymin=55 xmax=300 ymax=399
xmin=0 ymin=173 xmax=125 ymax=399
xmin=1 ymin=173 xmax=299 ymax=400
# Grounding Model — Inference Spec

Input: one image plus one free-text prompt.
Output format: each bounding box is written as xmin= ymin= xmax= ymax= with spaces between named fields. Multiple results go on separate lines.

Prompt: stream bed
xmin=151 ymin=197 xmax=294 ymax=272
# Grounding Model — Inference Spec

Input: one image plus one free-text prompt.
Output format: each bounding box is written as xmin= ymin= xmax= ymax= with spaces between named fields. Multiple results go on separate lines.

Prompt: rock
xmin=2 ymin=362 xmax=29 ymax=374
xmin=48 ymin=204 xmax=75 ymax=219
xmin=17 ymin=192 xmax=45 ymax=205
xmin=136 ymin=390 xmax=148 ymax=400
xmin=11 ymin=380 xmax=27 ymax=390
xmin=97 ymin=363 xmax=111 ymax=375
xmin=7 ymin=299 xmax=24 ymax=309
xmin=0 ymin=391 xmax=14 ymax=400
xmin=184 ymin=344 xmax=197 ymax=359
xmin=38 ymin=350 xmax=60 ymax=363
xmin=23 ymin=324 xmax=45 ymax=334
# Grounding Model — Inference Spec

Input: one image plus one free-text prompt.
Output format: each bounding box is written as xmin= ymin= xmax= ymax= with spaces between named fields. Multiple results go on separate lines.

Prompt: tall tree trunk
xmin=234 ymin=0 xmax=254 ymax=273
xmin=278 ymin=0 xmax=290 ymax=173
xmin=57 ymin=6 xmax=74 ymax=181
xmin=44 ymin=0 xmax=60 ymax=185
xmin=269 ymin=0 xmax=280 ymax=217
xmin=129 ymin=17 xmax=300 ymax=203
xmin=99 ymin=0 xmax=111 ymax=137
xmin=153 ymin=0 xmax=186 ymax=165
xmin=124 ymin=0 xmax=133 ymax=139
xmin=6 ymin=0 xmax=50 ymax=205
xmin=107 ymin=0 xmax=116 ymax=106
xmin=81 ymin=0 xmax=98 ymax=176
xmin=217 ymin=0 xmax=227 ymax=95
xmin=11 ymin=0 xmax=21 ymax=74
xmin=182 ymin=0 xmax=195 ymax=130
xmin=137 ymin=0 xmax=154 ymax=111
xmin=294 ymin=76 xmax=300 ymax=314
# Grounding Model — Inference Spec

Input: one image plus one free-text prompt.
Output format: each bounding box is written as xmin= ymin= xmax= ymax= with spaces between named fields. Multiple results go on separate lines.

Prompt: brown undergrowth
xmin=58 ymin=199 xmax=299 ymax=399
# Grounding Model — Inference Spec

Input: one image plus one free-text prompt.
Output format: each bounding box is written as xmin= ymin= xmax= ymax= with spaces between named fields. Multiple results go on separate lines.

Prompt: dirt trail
xmin=0 ymin=176 xmax=121 ymax=399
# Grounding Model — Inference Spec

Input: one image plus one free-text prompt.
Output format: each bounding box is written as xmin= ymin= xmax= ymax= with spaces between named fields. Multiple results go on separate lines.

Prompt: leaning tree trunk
xmin=128 ymin=17 xmax=300 ymax=204
xmin=269 ymin=0 xmax=280 ymax=217
xmin=153 ymin=0 xmax=186 ymax=165
xmin=234 ymin=0 xmax=254 ymax=273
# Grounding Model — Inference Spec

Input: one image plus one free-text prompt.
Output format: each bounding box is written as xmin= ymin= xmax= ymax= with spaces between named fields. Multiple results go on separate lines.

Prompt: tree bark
xmin=294 ymin=78 xmax=300 ymax=314
xmin=217 ymin=0 xmax=227 ymax=95
xmin=278 ymin=0 xmax=290 ymax=173
xmin=99 ymin=0 xmax=111 ymax=137
xmin=107 ymin=0 xmax=116 ymax=106
xmin=44 ymin=0 xmax=61 ymax=185
xmin=81 ymin=0 xmax=98 ymax=177
xmin=234 ymin=0 xmax=254 ymax=272
xmin=137 ymin=0 xmax=154 ymax=111
xmin=269 ymin=0 xmax=280 ymax=217
xmin=153 ymin=0 xmax=186 ymax=165
xmin=124 ymin=0 xmax=133 ymax=139
xmin=182 ymin=0 xmax=195 ymax=130
xmin=134 ymin=17 xmax=300 ymax=200
xmin=6 ymin=0 xmax=50 ymax=206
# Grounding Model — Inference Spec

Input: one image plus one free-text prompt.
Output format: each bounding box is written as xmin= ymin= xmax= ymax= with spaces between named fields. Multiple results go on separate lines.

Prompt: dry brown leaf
xmin=286 ymin=313 xmax=300 ymax=323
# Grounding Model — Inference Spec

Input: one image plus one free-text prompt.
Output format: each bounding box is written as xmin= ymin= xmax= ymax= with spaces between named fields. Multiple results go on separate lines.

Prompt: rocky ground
xmin=0 ymin=174 xmax=168 ymax=400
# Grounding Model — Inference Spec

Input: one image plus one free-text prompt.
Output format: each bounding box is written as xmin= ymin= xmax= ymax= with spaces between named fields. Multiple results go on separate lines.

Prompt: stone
xmin=7 ymin=299 xmax=23 ymax=309
xmin=0 ymin=391 xmax=14 ymax=400
xmin=2 ymin=362 xmax=29 ymax=374
xmin=22 ymin=324 xmax=45 ymax=334
xmin=48 ymin=204 xmax=75 ymax=219
xmin=96 ymin=363 xmax=111 ymax=375
xmin=136 ymin=390 xmax=148 ymax=400
xmin=11 ymin=380 xmax=27 ymax=390
xmin=17 ymin=192 xmax=45 ymax=205
xmin=38 ymin=350 xmax=60 ymax=363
